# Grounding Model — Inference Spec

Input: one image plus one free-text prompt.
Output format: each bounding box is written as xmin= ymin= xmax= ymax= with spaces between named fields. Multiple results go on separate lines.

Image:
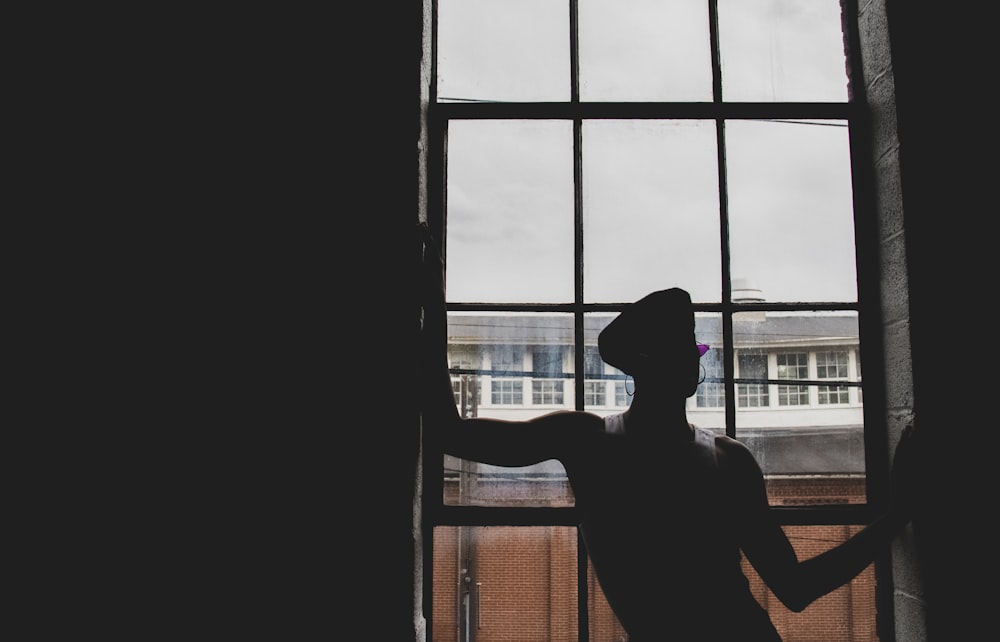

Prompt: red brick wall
xmin=744 ymin=525 xmax=876 ymax=642
xmin=434 ymin=476 xmax=876 ymax=641
xmin=434 ymin=526 xmax=460 ymax=641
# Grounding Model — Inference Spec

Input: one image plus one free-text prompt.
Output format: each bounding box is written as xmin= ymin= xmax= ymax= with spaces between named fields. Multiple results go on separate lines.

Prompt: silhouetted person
xmin=418 ymin=224 xmax=917 ymax=641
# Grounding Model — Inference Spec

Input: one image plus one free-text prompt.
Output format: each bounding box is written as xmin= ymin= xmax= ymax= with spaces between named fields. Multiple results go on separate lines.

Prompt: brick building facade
xmin=435 ymin=478 xmax=876 ymax=642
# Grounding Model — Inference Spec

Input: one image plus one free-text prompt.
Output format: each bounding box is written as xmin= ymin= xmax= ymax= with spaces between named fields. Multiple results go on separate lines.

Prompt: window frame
xmin=423 ymin=1 xmax=891 ymax=640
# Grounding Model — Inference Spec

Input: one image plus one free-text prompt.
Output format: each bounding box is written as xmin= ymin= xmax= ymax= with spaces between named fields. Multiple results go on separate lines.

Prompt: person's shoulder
xmin=714 ymin=433 xmax=746 ymax=450
xmin=714 ymin=435 xmax=764 ymax=474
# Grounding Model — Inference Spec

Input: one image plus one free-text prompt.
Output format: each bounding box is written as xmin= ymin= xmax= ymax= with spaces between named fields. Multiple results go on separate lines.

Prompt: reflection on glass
xmin=732 ymin=311 xmax=865 ymax=503
xmin=582 ymin=120 xmax=721 ymax=303
xmin=579 ymin=0 xmax=713 ymax=101
xmin=446 ymin=120 xmax=575 ymax=303
xmin=726 ymin=119 xmax=857 ymax=303
xmin=718 ymin=0 xmax=849 ymax=102
xmin=433 ymin=527 xmax=579 ymax=642
xmin=436 ymin=0 xmax=570 ymax=102
xmin=444 ymin=312 xmax=575 ymax=506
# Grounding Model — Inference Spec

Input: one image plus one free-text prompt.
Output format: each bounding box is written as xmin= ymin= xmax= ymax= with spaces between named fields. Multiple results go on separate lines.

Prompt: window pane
xmin=579 ymin=0 xmax=713 ymax=101
xmin=690 ymin=312 xmax=726 ymax=430
xmin=433 ymin=527 xmax=876 ymax=642
xmin=447 ymin=120 xmax=575 ymax=303
xmin=726 ymin=119 xmax=857 ymax=302
xmin=733 ymin=311 xmax=865 ymax=503
xmin=445 ymin=312 xmax=575 ymax=507
xmin=444 ymin=454 xmax=575 ymax=507
xmin=583 ymin=313 xmax=625 ymax=413
xmin=433 ymin=526 xmax=579 ymax=642
xmin=437 ymin=0 xmax=570 ymax=102
xmin=591 ymin=534 xmax=876 ymax=640
xmin=718 ymin=0 xmax=849 ymax=102
xmin=582 ymin=120 xmax=722 ymax=303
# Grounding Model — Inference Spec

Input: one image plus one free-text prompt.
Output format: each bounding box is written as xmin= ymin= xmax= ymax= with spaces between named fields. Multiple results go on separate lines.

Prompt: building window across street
xmin=776 ymin=352 xmax=809 ymax=406
xmin=817 ymin=350 xmax=851 ymax=405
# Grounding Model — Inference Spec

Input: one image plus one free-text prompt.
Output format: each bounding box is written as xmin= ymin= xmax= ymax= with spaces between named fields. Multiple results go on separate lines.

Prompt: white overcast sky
xmin=437 ymin=0 xmax=857 ymax=305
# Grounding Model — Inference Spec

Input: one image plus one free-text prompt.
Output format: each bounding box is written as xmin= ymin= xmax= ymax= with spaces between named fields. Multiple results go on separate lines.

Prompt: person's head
xmin=598 ymin=288 xmax=704 ymax=397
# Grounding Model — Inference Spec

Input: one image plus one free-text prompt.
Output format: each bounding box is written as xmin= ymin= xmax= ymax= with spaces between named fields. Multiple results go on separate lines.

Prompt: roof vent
xmin=732 ymin=277 xmax=764 ymax=303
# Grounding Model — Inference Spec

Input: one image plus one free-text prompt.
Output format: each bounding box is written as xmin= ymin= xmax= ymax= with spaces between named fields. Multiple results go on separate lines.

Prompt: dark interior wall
xmin=133 ymin=3 xmax=986 ymax=640
xmin=886 ymin=2 xmax=989 ymax=640
xmin=136 ymin=5 xmax=427 ymax=640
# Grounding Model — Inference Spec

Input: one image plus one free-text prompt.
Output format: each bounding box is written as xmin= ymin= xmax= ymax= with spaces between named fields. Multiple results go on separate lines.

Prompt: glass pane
xmin=433 ymin=526 xmax=876 ymax=642
xmin=444 ymin=312 xmax=575 ymax=507
xmin=689 ymin=312 xmax=726 ymax=432
xmin=583 ymin=311 xmax=727 ymax=425
xmin=579 ymin=0 xmax=713 ymax=101
xmin=742 ymin=526 xmax=877 ymax=640
xmin=447 ymin=120 xmax=575 ymax=303
xmin=591 ymin=536 xmax=873 ymax=640
xmin=582 ymin=120 xmax=721 ymax=303
xmin=436 ymin=0 xmax=570 ymax=102
xmin=726 ymin=119 xmax=857 ymax=303
xmin=583 ymin=312 xmax=629 ymax=414
xmin=732 ymin=311 xmax=865 ymax=503
xmin=718 ymin=0 xmax=849 ymax=102
xmin=433 ymin=526 xmax=579 ymax=642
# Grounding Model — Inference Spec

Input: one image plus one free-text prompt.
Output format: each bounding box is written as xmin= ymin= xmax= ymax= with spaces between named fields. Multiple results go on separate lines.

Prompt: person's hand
xmin=890 ymin=424 xmax=920 ymax=522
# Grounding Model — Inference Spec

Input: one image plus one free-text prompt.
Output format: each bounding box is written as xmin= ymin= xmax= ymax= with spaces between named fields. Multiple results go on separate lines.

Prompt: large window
xmin=426 ymin=1 xmax=884 ymax=640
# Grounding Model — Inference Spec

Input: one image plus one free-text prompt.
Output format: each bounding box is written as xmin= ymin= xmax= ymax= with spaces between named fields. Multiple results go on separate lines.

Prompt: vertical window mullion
xmin=708 ymin=0 xmax=722 ymax=103
xmin=716 ymin=119 xmax=736 ymax=437
xmin=711 ymin=0 xmax=734 ymax=439
xmin=570 ymin=4 xmax=587 ymax=639
xmin=573 ymin=115 xmax=585 ymax=413
xmin=423 ymin=99 xmax=447 ymax=642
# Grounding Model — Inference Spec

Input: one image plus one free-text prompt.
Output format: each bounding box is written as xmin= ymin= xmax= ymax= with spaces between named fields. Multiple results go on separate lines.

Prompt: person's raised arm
xmin=417 ymin=223 xmax=594 ymax=467
xmin=727 ymin=425 xmax=918 ymax=613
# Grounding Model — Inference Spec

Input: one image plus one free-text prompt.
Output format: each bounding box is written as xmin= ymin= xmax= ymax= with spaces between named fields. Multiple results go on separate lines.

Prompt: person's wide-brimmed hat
xmin=598 ymin=288 xmax=697 ymax=375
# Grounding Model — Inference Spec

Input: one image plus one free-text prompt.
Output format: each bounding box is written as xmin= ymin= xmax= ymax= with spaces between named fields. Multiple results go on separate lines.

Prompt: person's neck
xmin=622 ymin=393 xmax=692 ymax=440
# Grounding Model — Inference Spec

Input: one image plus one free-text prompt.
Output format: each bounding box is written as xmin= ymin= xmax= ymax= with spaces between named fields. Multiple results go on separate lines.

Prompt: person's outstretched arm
xmin=726 ymin=425 xmax=918 ymax=612
xmin=417 ymin=223 xmax=596 ymax=467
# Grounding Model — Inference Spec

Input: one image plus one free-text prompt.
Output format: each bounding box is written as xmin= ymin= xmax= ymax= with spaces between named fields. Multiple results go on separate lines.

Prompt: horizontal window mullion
xmin=430 ymin=505 xmax=874 ymax=527
xmin=738 ymin=378 xmax=861 ymax=387
xmin=446 ymin=301 xmax=861 ymax=313
xmin=769 ymin=505 xmax=876 ymax=526
xmin=433 ymin=101 xmax=855 ymax=121
xmin=435 ymin=505 xmax=580 ymax=526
